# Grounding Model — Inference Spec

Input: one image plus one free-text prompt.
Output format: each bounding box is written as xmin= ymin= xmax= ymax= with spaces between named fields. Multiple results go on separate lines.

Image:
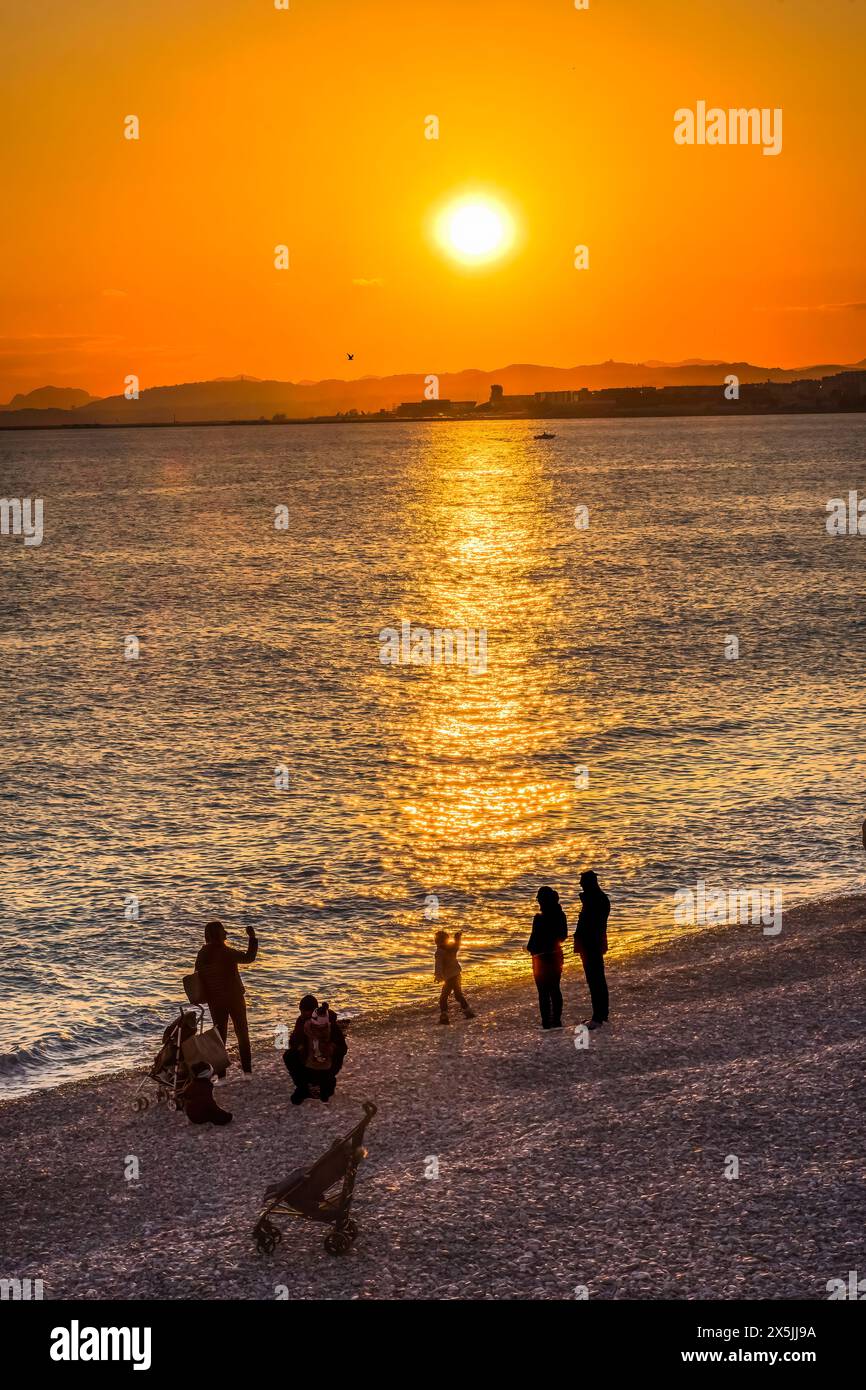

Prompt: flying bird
xmin=346 ymin=352 xmax=354 ymax=361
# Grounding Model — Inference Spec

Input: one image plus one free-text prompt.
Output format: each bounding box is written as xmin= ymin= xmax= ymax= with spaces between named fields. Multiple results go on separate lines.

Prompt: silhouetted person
xmin=283 ymin=994 xmax=348 ymax=1104
xmin=184 ymin=1061 xmax=233 ymax=1126
xmin=194 ymin=919 xmax=259 ymax=1081
xmin=574 ymin=871 xmax=610 ymax=1029
xmin=434 ymin=928 xmax=476 ymax=1024
xmin=527 ymin=886 xmax=568 ymax=1028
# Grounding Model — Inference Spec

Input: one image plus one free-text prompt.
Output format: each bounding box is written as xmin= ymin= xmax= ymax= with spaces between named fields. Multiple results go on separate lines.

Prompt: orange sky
xmin=2 ymin=0 xmax=865 ymax=398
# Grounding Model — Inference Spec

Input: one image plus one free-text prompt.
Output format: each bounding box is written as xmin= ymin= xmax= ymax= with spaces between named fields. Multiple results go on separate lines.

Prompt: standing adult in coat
xmin=526 ymin=886 xmax=568 ymax=1029
xmin=573 ymin=871 xmax=610 ymax=1030
xmin=194 ymin=919 xmax=259 ymax=1081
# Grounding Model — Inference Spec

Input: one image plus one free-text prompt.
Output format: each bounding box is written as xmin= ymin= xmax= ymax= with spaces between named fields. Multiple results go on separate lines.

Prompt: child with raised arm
xmin=434 ymin=928 xmax=476 ymax=1025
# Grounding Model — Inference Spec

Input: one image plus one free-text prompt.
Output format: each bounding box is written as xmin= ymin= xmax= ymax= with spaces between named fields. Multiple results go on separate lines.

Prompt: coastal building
xmin=592 ymin=386 xmax=657 ymax=403
xmin=481 ymin=383 xmax=538 ymax=412
xmin=657 ymin=385 xmax=720 ymax=405
xmin=394 ymin=399 xmax=476 ymax=417
xmin=739 ymin=381 xmax=785 ymax=406
xmin=534 ymin=389 xmax=588 ymax=405
xmin=824 ymin=370 xmax=866 ymax=404
xmin=784 ymin=379 xmax=823 ymax=406
xmin=391 ymin=370 xmax=866 ymax=422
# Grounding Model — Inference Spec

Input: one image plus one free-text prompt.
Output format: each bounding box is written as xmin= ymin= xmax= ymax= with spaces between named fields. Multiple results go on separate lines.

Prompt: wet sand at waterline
xmin=1 ymin=893 xmax=864 ymax=1300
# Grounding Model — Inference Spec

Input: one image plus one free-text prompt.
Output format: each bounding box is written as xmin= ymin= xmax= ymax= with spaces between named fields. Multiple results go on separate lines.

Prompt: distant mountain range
xmin=3 ymin=357 xmax=865 ymax=425
xmin=3 ymin=385 xmax=100 ymax=412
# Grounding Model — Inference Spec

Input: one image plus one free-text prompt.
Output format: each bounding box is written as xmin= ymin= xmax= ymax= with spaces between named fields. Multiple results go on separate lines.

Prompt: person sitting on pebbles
xmin=184 ymin=1061 xmax=233 ymax=1126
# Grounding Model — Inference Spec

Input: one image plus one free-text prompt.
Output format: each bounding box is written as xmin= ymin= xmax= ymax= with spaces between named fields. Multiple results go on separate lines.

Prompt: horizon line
xmin=5 ymin=350 xmax=866 ymax=406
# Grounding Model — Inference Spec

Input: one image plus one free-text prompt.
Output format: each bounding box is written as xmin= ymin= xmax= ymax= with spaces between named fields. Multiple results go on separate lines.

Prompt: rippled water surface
xmin=2 ymin=416 xmax=865 ymax=1093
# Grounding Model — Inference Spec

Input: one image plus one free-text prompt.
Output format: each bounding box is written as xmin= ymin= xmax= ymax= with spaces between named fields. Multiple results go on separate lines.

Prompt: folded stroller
xmin=253 ymin=1101 xmax=377 ymax=1255
xmin=132 ymin=1004 xmax=205 ymax=1113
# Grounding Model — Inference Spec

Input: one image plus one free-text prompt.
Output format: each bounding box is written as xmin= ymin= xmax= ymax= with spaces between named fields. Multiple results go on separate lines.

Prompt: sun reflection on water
xmin=376 ymin=432 xmax=588 ymax=928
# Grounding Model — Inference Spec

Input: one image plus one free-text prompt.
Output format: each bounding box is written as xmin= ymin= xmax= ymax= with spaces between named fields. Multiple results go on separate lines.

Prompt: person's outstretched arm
xmin=229 ymin=925 xmax=258 ymax=964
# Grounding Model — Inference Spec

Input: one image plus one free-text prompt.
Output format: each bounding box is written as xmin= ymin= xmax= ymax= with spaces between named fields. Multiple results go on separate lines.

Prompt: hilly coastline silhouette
xmin=3 ymin=356 xmax=865 ymax=425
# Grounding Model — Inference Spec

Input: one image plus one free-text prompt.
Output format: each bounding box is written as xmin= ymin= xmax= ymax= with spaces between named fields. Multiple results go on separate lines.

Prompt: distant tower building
xmin=490 ymin=384 xmax=503 ymax=405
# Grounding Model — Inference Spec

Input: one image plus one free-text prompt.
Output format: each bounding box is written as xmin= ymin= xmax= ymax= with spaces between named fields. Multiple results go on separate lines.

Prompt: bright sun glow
xmin=435 ymin=195 xmax=516 ymax=265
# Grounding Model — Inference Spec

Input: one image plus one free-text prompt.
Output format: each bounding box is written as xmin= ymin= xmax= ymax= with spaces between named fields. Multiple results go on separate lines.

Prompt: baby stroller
xmin=253 ymin=1101 xmax=377 ymax=1255
xmin=132 ymin=1004 xmax=205 ymax=1113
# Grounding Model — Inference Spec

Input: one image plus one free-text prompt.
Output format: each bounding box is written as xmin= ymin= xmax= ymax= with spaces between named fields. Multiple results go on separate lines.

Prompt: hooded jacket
xmin=527 ymin=906 xmax=568 ymax=956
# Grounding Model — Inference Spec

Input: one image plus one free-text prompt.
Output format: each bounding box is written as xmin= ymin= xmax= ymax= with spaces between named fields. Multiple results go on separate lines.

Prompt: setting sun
xmin=434 ymin=195 xmax=516 ymax=267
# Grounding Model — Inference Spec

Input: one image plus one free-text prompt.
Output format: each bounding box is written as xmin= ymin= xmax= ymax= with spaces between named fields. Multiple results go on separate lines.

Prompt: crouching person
xmin=184 ymin=1061 xmax=233 ymax=1126
xmin=283 ymin=994 xmax=347 ymax=1105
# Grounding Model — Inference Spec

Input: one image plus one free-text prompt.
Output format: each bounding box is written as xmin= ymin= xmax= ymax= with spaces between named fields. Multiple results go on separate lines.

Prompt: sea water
xmin=1 ymin=415 xmax=865 ymax=1093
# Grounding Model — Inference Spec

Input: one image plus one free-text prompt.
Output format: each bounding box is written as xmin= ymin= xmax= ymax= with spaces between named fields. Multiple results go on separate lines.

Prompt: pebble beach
xmin=1 ymin=894 xmax=864 ymax=1301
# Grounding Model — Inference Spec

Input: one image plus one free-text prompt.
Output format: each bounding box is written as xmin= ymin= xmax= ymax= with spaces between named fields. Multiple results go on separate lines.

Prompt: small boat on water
xmin=534 ymin=431 xmax=556 ymax=440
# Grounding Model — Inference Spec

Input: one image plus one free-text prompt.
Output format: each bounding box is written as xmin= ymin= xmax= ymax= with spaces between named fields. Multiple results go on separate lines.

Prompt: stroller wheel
xmin=324 ymin=1230 xmax=353 ymax=1256
xmin=167 ymin=1095 xmax=183 ymax=1112
xmin=255 ymin=1232 xmax=276 ymax=1255
xmin=132 ymin=1095 xmax=148 ymax=1113
xmin=342 ymin=1219 xmax=358 ymax=1241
